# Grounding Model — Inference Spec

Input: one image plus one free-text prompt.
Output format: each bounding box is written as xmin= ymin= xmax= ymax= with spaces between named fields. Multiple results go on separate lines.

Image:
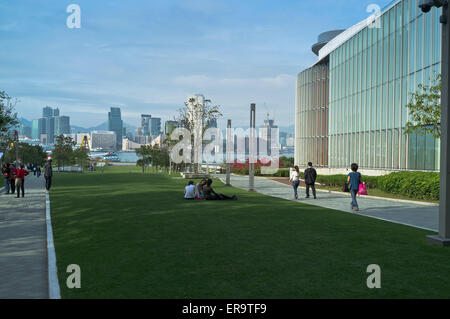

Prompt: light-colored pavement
xmin=0 ymin=175 xmax=48 ymax=299
xmin=218 ymin=174 xmax=439 ymax=232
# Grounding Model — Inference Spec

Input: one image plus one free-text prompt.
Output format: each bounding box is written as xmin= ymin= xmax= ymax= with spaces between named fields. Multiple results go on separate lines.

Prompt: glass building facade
xmin=296 ymin=61 xmax=329 ymax=167
xmin=296 ymin=0 xmax=442 ymax=171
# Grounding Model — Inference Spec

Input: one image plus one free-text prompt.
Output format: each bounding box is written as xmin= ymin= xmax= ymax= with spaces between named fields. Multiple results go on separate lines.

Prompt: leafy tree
xmin=174 ymin=98 xmax=222 ymax=172
xmin=73 ymin=147 xmax=90 ymax=171
xmin=52 ymin=135 xmax=76 ymax=170
xmin=0 ymin=91 xmax=19 ymax=142
xmin=136 ymin=145 xmax=153 ymax=173
xmin=2 ymin=142 xmax=47 ymax=166
xmin=405 ymin=74 xmax=441 ymax=139
xmin=0 ymin=91 xmax=19 ymax=159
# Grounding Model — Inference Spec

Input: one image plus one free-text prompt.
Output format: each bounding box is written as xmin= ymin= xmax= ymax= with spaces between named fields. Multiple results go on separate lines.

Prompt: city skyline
xmin=0 ymin=0 xmax=388 ymax=129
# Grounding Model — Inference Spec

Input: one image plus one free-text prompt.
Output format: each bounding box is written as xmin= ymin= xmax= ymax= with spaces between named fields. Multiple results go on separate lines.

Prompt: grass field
xmin=51 ymin=166 xmax=450 ymax=298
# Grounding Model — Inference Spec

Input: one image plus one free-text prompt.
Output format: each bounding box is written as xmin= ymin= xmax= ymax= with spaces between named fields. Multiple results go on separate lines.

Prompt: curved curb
xmin=46 ymin=192 xmax=61 ymax=299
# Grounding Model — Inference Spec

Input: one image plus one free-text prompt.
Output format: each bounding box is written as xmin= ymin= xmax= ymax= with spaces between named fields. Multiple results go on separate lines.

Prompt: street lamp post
xmin=225 ymin=119 xmax=232 ymax=186
xmin=249 ymin=104 xmax=256 ymax=192
xmin=420 ymin=0 xmax=450 ymax=246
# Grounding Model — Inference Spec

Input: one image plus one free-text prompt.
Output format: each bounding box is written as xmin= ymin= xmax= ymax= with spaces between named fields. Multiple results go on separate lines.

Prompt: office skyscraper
xmin=108 ymin=107 xmax=123 ymax=150
xmin=55 ymin=116 xmax=71 ymax=136
xmin=140 ymin=114 xmax=152 ymax=136
xmin=149 ymin=117 xmax=161 ymax=137
xmin=43 ymin=106 xmax=53 ymax=118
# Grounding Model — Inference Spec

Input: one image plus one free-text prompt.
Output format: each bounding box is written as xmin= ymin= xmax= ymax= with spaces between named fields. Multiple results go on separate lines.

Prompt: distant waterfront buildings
xmin=31 ymin=106 xmax=70 ymax=144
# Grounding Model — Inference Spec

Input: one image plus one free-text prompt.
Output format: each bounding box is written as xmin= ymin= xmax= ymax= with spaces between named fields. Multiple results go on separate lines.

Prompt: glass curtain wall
xmin=328 ymin=0 xmax=441 ymax=170
xmin=295 ymin=61 xmax=329 ymax=167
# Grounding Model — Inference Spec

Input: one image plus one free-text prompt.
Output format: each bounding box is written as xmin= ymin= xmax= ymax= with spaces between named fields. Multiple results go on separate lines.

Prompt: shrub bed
xmin=377 ymin=171 xmax=440 ymax=200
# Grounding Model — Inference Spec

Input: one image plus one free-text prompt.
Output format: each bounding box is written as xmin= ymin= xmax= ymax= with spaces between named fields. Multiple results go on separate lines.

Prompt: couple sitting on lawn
xmin=184 ymin=179 xmax=237 ymax=200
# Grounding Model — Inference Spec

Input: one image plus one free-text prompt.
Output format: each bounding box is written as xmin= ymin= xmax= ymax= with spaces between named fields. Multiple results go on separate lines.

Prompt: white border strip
xmin=46 ymin=192 xmax=61 ymax=299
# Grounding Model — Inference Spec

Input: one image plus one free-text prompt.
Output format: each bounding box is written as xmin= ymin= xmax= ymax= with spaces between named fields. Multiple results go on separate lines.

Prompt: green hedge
xmin=377 ymin=171 xmax=440 ymax=200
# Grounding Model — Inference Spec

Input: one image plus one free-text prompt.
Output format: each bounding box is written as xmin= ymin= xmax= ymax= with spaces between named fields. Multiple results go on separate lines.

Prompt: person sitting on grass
xmin=202 ymin=179 xmax=237 ymax=200
xmin=184 ymin=180 xmax=196 ymax=200
xmin=195 ymin=179 xmax=206 ymax=199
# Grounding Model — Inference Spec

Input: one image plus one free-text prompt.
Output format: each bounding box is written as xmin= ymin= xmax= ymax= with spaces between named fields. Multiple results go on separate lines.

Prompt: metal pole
xmin=226 ymin=119 xmax=232 ymax=186
xmin=427 ymin=3 xmax=450 ymax=246
xmin=15 ymin=130 xmax=19 ymax=167
xmin=249 ymin=104 xmax=256 ymax=192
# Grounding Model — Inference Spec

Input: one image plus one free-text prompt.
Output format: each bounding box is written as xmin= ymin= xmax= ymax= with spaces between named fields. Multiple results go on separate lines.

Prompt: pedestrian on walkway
xmin=36 ymin=165 xmax=41 ymax=178
xmin=15 ymin=165 xmax=29 ymax=198
xmin=9 ymin=164 xmax=17 ymax=195
xmin=44 ymin=159 xmax=53 ymax=191
xmin=347 ymin=163 xmax=362 ymax=211
xmin=289 ymin=165 xmax=301 ymax=199
xmin=2 ymin=163 xmax=10 ymax=194
xmin=304 ymin=162 xmax=317 ymax=199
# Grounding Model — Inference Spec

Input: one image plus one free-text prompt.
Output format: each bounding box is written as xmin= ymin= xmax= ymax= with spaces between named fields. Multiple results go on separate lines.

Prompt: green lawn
xmin=51 ymin=166 xmax=450 ymax=298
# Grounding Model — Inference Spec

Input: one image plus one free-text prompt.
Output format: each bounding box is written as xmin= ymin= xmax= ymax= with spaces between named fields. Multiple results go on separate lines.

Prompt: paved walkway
xmin=218 ymin=174 xmax=439 ymax=232
xmin=0 ymin=175 xmax=48 ymax=298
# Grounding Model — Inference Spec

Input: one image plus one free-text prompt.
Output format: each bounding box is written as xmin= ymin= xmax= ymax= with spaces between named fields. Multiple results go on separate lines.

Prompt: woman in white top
xmin=289 ymin=165 xmax=301 ymax=199
xmin=184 ymin=181 xmax=196 ymax=199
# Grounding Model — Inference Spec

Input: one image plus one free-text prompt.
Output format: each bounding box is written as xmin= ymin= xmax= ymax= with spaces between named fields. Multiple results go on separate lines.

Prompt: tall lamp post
xmin=249 ymin=104 xmax=256 ymax=192
xmin=420 ymin=0 xmax=450 ymax=246
xmin=225 ymin=119 xmax=232 ymax=186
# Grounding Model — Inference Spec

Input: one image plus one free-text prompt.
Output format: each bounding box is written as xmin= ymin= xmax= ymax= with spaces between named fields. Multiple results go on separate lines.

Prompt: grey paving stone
xmin=0 ymin=175 xmax=48 ymax=299
xmin=218 ymin=174 xmax=439 ymax=231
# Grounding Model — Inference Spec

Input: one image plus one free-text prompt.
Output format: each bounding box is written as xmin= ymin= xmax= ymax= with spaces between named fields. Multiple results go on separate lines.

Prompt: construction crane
xmin=80 ymin=135 xmax=90 ymax=150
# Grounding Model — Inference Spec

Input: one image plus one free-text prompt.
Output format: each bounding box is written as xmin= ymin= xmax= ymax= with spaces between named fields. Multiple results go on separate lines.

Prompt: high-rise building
xmin=46 ymin=117 xmax=55 ymax=144
xmin=90 ymin=131 xmax=117 ymax=150
xmin=32 ymin=119 xmax=45 ymax=140
xmin=295 ymin=0 xmax=442 ymax=171
xmin=108 ymin=107 xmax=123 ymax=150
xmin=140 ymin=114 xmax=152 ymax=136
xmin=260 ymin=113 xmax=279 ymax=157
xmin=43 ymin=106 xmax=53 ymax=118
xmin=164 ymin=120 xmax=179 ymax=136
xmin=55 ymin=116 xmax=71 ymax=136
xmin=149 ymin=117 xmax=161 ymax=137
xmin=53 ymin=108 xmax=60 ymax=117
xmin=19 ymin=125 xmax=32 ymax=138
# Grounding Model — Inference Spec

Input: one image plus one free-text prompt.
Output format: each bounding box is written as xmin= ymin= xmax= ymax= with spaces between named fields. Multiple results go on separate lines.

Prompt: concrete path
xmin=218 ymin=174 xmax=439 ymax=232
xmin=0 ymin=175 xmax=48 ymax=298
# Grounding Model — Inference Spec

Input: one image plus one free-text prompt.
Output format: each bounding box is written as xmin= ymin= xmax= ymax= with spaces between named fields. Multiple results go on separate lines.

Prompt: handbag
xmin=342 ymin=181 xmax=350 ymax=192
xmin=358 ymin=182 xmax=368 ymax=195
xmin=15 ymin=178 xmax=22 ymax=187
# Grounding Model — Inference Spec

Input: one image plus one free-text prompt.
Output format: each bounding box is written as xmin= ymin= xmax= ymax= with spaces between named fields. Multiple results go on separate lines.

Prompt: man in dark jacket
xmin=44 ymin=159 xmax=53 ymax=191
xmin=304 ymin=162 xmax=317 ymax=199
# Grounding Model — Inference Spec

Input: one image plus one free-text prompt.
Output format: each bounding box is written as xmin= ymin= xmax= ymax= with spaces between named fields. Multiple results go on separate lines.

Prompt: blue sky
xmin=0 ymin=0 xmax=389 ymax=129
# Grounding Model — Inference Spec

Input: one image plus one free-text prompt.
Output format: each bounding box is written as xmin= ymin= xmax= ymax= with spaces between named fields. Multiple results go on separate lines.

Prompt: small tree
xmin=405 ymin=74 xmax=441 ymax=139
xmin=73 ymin=147 xmax=90 ymax=171
xmin=0 ymin=91 xmax=19 ymax=159
xmin=174 ymin=97 xmax=222 ymax=173
xmin=52 ymin=135 xmax=76 ymax=171
xmin=136 ymin=145 xmax=153 ymax=173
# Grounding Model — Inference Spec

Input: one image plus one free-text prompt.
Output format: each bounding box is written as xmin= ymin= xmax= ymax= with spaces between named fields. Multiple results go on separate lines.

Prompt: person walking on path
xmin=44 ymin=159 xmax=53 ymax=191
xmin=36 ymin=165 xmax=41 ymax=178
xmin=2 ymin=163 xmax=10 ymax=194
xmin=347 ymin=163 xmax=362 ymax=211
xmin=9 ymin=164 xmax=17 ymax=195
xmin=15 ymin=165 xmax=29 ymax=198
xmin=304 ymin=162 xmax=317 ymax=199
xmin=289 ymin=165 xmax=301 ymax=199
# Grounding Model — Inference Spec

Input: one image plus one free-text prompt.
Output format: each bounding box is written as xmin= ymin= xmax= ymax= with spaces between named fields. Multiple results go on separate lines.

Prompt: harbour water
xmin=91 ymin=151 xmax=139 ymax=163
xmin=90 ymin=151 xmax=294 ymax=163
